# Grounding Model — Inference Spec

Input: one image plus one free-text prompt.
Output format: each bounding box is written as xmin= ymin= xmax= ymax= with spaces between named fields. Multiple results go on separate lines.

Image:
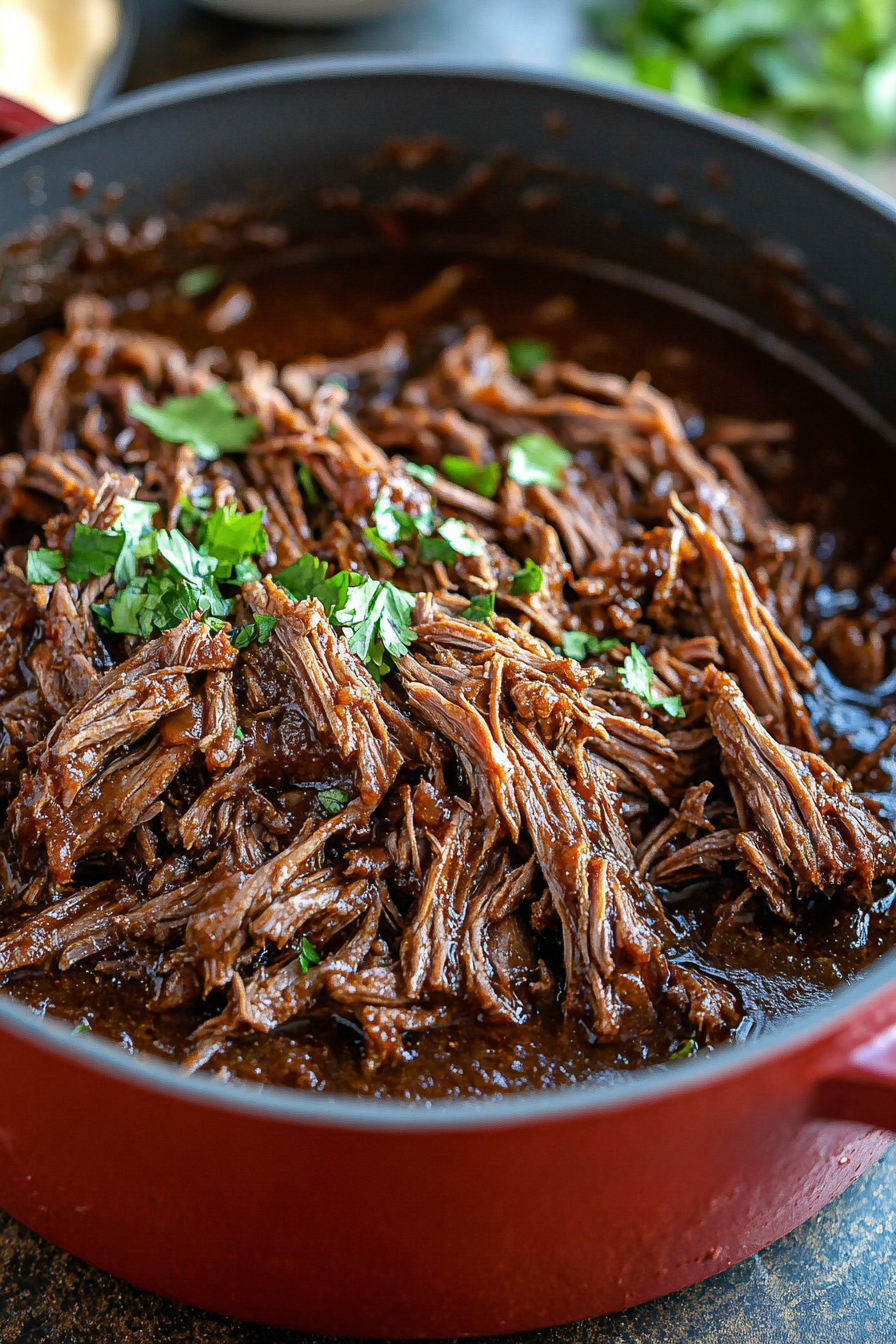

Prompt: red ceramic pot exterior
xmin=0 ymin=976 xmax=894 ymax=1337
xmin=0 ymin=96 xmax=52 ymax=144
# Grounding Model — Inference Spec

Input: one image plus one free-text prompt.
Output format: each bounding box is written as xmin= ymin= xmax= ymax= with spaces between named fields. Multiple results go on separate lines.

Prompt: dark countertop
xmin=1 ymin=2 xmax=895 ymax=1340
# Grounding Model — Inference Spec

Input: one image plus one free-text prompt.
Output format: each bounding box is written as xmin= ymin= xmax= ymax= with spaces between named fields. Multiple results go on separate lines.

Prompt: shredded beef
xmin=0 ymin=285 xmax=893 ymax=1084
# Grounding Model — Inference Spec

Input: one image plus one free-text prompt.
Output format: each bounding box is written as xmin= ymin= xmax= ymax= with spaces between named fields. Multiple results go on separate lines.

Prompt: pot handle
xmin=0 ymin=96 xmax=54 ymax=145
xmin=814 ymin=1023 xmax=896 ymax=1132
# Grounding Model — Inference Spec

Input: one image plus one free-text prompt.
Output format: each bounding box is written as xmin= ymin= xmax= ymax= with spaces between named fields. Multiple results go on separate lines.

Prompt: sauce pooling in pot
xmin=1 ymin=250 xmax=896 ymax=1099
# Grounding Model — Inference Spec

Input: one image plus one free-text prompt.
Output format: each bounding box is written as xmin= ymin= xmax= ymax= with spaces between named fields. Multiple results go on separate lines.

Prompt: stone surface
xmin=1 ymin=3 xmax=894 ymax=1339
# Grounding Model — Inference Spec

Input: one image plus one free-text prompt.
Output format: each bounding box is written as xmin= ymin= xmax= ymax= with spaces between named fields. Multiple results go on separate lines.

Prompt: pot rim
xmin=2 ymin=54 xmax=896 ymax=1132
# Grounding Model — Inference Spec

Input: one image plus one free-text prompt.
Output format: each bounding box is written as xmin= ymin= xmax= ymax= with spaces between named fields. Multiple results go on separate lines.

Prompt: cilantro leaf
xmin=365 ymin=492 xmax=436 ymax=567
xmin=363 ymin=527 xmax=403 ymax=566
xmin=507 ymin=434 xmax=572 ymax=489
xmin=177 ymin=265 xmax=224 ymax=298
xmin=621 ymin=643 xmax=685 ymax=718
xmin=103 ymin=568 xmax=229 ymax=639
xmin=510 ymin=558 xmax=543 ymax=595
xmin=128 ymin=386 xmax=259 ymax=462
xmin=440 ymin=456 xmax=501 ymax=498
xmin=66 ymin=524 xmax=125 ymax=585
xmin=71 ymin=1021 xmax=91 ymax=1036
xmin=178 ymin=492 xmax=213 ymax=533
xmin=229 ymin=614 xmax=277 ymax=650
xmin=297 ymin=935 xmax=322 ymax=975
xmin=336 ymin=578 xmax=416 ymax=672
xmin=297 ymin=463 xmax=322 ymax=506
xmin=234 ymin=559 xmax=261 ymax=584
xmin=318 ymin=786 xmax=350 ymax=816
xmin=507 ymin=338 xmax=554 ymax=377
xmin=436 ymin=517 xmax=484 ymax=557
xmin=198 ymin=504 xmax=267 ymax=577
xmin=111 ymin=499 xmax=159 ymax=586
xmin=275 ymin=553 xmax=352 ymax=618
xmin=156 ymin=528 xmax=217 ymax=586
xmin=561 ymin=631 xmax=621 ymax=661
xmin=669 ymin=1039 xmax=697 ymax=1060
xmin=233 ymin=725 xmax=244 ymax=741
xmin=405 ymin=461 xmax=436 ymax=485
xmin=460 ymin=592 xmax=496 ymax=623
xmin=26 ymin=548 xmax=64 ymax=585
xmin=420 ymin=517 xmax=485 ymax=563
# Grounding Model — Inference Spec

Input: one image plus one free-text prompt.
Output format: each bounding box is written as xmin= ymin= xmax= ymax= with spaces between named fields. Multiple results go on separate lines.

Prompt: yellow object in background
xmin=0 ymin=0 xmax=120 ymax=122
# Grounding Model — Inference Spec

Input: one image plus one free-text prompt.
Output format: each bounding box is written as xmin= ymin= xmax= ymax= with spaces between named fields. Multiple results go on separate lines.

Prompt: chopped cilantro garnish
xmin=440 ymin=456 xmax=501 ymax=498
xmin=67 ymin=501 xmax=160 ymax=587
xmin=405 ymin=461 xmax=436 ymax=486
xmin=276 ymin=553 xmax=352 ymax=618
xmin=507 ymin=434 xmax=572 ymax=490
xmin=229 ymin=613 xmax=277 ymax=649
xmin=561 ymin=632 xmax=621 ymax=661
xmin=26 ymin=548 xmax=64 ymax=585
xmin=318 ymin=786 xmax=350 ymax=816
xmin=156 ymin=528 xmax=218 ymax=587
xmin=435 ymin=517 xmax=484 ymax=557
xmin=71 ymin=1021 xmax=91 ymax=1036
xmin=234 ymin=559 xmax=261 ymax=584
xmin=297 ymin=463 xmax=322 ymax=506
xmin=177 ymin=492 xmax=213 ymax=533
xmin=669 ymin=1039 xmax=697 ymax=1060
xmin=420 ymin=517 xmax=485 ymax=564
xmin=176 ymin=265 xmax=224 ymax=298
xmin=507 ymin=338 xmax=554 ymax=377
xmin=66 ymin=524 xmax=125 ymax=585
xmin=233 ymin=725 xmax=244 ymax=741
xmin=128 ymin=385 xmax=259 ymax=462
xmin=460 ymin=591 xmax=496 ymax=623
xmin=365 ymin=491 xmax=436 ymax=567
xmin=336 ymin=578 xmax=417 ymax=676
xmin=363 ymin=527 xmax=403 ymax=565
xmin=198 ymin=504 xmax=267 ymax=578
xmin=510 ymin=558 xmax=543 ymax=595
xmin=297 ymin=935 xmax=322 ymax=975
xmin=98 ymin=567 xmax=229 ymax=639
xmin=621 ymin=643 xmax=685 ymax=718
xmin=112 ymin=499 xmax=160 ymax=585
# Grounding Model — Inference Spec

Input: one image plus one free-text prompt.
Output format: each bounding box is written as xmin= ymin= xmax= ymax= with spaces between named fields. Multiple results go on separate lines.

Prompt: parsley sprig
xmin=621 ymin=644 xmax=685 ymax=718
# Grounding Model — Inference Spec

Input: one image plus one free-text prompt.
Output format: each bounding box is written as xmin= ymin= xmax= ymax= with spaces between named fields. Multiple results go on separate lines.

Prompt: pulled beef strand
xmin=0 ymin=281 xmax=893 ymax=1086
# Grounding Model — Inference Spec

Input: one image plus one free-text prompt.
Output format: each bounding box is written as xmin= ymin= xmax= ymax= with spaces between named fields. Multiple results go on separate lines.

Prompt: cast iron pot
xmin=3 ymin=59 xmax=896 ymax=1337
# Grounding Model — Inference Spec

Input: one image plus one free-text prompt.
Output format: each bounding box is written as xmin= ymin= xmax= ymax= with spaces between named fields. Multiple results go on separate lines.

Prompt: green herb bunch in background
xmin=575 ymin=0 xmax=896 ymax=153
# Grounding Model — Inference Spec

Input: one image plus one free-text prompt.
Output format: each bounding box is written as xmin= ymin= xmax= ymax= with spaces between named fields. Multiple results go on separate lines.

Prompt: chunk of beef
xmin=671 ymin=498 xmax=816 ymax=750
xmin=706 ymin=666 xmax=896 ymax=910
xmin=246 ymin=579 xmax=403 ymax=808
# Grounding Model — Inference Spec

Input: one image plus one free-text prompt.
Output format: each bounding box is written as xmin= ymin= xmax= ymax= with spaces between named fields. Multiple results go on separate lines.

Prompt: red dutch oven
xmin=3 ymin=60 xmax=896 ymax=1336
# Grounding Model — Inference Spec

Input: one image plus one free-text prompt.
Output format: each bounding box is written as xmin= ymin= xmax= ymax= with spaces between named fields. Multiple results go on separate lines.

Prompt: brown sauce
xmin=3 ymin=249 xmax=896 ymax=1099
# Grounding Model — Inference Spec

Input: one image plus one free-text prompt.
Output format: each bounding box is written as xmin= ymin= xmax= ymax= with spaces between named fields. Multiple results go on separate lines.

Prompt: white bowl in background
xmin=192 ymin=0 xmax=427 ymax=25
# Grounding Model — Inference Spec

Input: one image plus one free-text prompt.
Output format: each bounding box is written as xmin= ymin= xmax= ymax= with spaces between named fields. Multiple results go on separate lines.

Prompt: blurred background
xmin=3 ymin=0 xmax=896 ymax=193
